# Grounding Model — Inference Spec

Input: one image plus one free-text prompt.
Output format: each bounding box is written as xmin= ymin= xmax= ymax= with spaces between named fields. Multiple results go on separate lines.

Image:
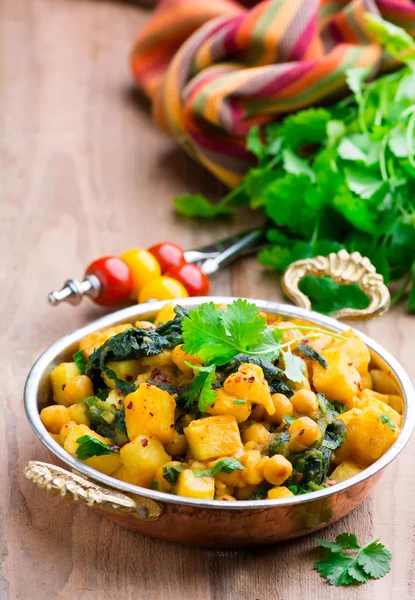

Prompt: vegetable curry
xmin=41 ymin=300 xmax=403 ymax=501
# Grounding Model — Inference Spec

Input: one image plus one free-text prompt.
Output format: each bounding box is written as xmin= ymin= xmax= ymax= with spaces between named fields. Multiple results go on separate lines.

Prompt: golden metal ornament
xmin=24 ymin=461 xmax=163 ymax=521
xmin=281 ymin=249 xmax=390 ymax=320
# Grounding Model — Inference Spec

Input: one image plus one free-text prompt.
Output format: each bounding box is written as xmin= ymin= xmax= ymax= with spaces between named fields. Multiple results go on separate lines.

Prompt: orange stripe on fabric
xmin=259 ymin=0 xmax=306 ymax=66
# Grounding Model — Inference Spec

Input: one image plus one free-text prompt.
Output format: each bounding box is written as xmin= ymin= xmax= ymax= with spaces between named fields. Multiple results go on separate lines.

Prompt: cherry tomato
xmin=165 ymin=263 xmax=210 ymax=296
xmin=138 ymin=276 xmax=188 ymax=303
xmin=85 ymin=256 xmax=133 ymax=306
xmin=120 ymin=248 xmax=161 ymax=299
xmin=147 ymin=242 xmax=186 ymax=273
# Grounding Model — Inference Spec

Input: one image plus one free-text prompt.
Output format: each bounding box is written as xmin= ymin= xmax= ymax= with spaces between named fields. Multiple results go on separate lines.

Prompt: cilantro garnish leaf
xmin=73 ymin=350 xmax=86 ymax=375
xmin=314 ymin=534 xmax=392 ymax=586
xmin=182 ymin=301 xmax=341 ymax=395
xmin=194 ymin=458 xmax=244 ymax=478
xmin=183 ymin=362 xmax=217 ymax=412
xmin=211 ymin=458 xmax=244 ymax=475
xmin=280 ymin=348 xmax=305 ymax=383
xmin=221 ymin=298 xmax=267 ymax=351
xmin=379 ymin=414 xmax=397 ymax=431
xmin=162 ymin=464 xmax=185 ymax=484
xmin=75 ymin=435 xmax=118 ymax=460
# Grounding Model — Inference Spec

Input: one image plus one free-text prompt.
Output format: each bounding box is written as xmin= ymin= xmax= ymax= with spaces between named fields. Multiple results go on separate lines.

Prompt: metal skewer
xmin=48 ymin=227 xmax=267 ymax=307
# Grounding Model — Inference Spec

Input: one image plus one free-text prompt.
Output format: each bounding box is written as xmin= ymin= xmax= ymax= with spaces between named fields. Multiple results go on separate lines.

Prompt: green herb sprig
xmin=75 ymin=435 xmax=119 ymax=460
xmin=174 ymin=15 xmax=415 ymax=315
xmin=314 ymin=533 xmax=392 ymax=586
xmin=181 ymin=299 xmax=342 ymax=411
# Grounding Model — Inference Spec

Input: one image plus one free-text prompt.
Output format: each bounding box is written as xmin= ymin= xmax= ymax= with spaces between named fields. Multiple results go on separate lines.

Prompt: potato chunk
xmin=184 ymin=415 xmax=243 ymax=461
xmin=63 ymin=424 xmax=121 ymax=475
xmin=175 ymin=469 xmax=215 ymax=500
xmin=120 ymin=435 xmax=171 ymax=487
xmin=337 ymin=407 xmax=400 ymax=466
xmin=206 ymin=388 xmax=251 ymax=423
xmin=330 ymin=460 xmax=364 ymax=483
xmin=50 ymin=362 xmax=81 ymax=406
xmin=312 ymin=350 xmax=360 ymax=404
xmin=102 ymin=359 xmax=142 ymax=390
xmin=224 ymin=364 xmax=274 ymax=415
xmin=125 ymin=383 xmax=177 ymax=444
xmin=330 ymin=330 xmax=371 ymax=375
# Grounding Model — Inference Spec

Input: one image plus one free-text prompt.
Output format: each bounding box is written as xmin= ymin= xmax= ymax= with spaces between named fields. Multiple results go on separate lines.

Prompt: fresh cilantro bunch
xmin=174 ymin=15 xmax=415 ymax=314
xmin=314 ymin=533 xmax=392 ymax=586
xmin=181 ymin=299 xmax=340 ymax=412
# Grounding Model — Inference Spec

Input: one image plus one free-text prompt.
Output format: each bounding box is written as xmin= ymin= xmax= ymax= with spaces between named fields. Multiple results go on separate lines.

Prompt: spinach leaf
xmin=297 ymin=344 xmax=327 ymax=369
xmin=83 ymin=397 xmax=128 ymax=445
xmin=217 ymin=354 xmax=294 ymax=398
xmin=86 ymin=307 xmax=188 ymax=392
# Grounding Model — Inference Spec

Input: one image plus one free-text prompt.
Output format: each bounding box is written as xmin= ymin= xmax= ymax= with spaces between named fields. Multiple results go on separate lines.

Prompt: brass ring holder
xmin=282 ymin=249 xmax=390 ymax=320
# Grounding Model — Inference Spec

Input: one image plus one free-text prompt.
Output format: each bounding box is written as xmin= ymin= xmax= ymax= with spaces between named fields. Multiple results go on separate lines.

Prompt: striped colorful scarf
xmin=131 ymin=0 xmax=415 ymax=187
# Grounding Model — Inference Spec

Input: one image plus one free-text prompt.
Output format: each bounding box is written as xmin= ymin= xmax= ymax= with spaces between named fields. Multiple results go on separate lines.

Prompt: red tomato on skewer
xmin=166 ymin=263 xmax=210 ymax=296
xmin=85 ymin=256 xmax=133 ymax=306
xmin=148 ymin=242 xmax=186 ymax=273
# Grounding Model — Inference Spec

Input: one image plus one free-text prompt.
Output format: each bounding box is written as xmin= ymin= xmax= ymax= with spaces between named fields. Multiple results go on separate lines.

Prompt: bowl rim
xmin=24 ymin=296 xmax=415 ymax=510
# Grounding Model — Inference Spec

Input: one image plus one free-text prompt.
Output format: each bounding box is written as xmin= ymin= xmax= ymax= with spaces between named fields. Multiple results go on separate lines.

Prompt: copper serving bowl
xmin=24 ymin=295 xmax=415 ymax=547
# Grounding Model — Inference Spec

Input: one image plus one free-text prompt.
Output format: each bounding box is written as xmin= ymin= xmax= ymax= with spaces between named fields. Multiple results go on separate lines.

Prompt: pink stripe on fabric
xmin=289 ymin=13 xmax=318 ymax=61
xmin=377 ymin=0 xmax=415 ymax=13
xmin=256 ymin=60 xmax=317 ymax=97
xmin=188 ymin=126 xmax=251 ymax=160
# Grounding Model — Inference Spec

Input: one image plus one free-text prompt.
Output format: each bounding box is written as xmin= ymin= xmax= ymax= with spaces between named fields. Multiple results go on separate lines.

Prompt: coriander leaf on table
xmin=316 ymin=533 xmax=360 ymax=552
xmin=75 ymin=435 xmax=119 ymax=460
xmin=356 ymin=539 xmax=392 ymax=579
xmin=314 ymin=534 xmax=392 ymax=586
xmin=299 ymin=276 xmax=369 ymax=315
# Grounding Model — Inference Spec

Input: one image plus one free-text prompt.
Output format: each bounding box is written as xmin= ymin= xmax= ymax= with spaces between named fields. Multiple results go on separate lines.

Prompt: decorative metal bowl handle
xmin=281 ymin=250 xmax=390 ymax=320
xmin=24 ymin=461 xmax=163 ymax=521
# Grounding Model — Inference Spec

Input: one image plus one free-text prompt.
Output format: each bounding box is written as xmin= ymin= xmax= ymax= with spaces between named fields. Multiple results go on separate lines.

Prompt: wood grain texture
xmin=0 ymin=0 xmax=414 ymax=598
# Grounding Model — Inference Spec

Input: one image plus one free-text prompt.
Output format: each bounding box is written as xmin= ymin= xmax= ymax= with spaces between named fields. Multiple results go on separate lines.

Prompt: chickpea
xmin=263 ymin=455 xmax=293 ymax=486
xmin=172 ymin=344 xmax=202 ymax=376
xmin=264 ymin=393 xmax=293 ymax=424
xmin=68 ymin=403 xmax=90 ymax=426
xmin=242 ymin=423 xmax=272 ymax=445
xmin=216 ymin=494 xmax=236 ymax=501
xmin=234 ymin=485 xmax=256 ymax=500
xmin=290 ymin=390 xmax=319 ymax=417
xmin=267 ymin=486 xmax=294 ymax=499
xmin=165 ymin=433 xmax=188 ymax=457
xmin=239 ymin=451 xmax=268 ymax=485
xmin=63 ymin=376 xmax=94 ymax=406
xmin=250 ymin=404 xmax=265 ymax=421
xmin=288 ymin=417 xmax=321 ymax=453
xmin=40 ymin=405 xmax=70 ymax=434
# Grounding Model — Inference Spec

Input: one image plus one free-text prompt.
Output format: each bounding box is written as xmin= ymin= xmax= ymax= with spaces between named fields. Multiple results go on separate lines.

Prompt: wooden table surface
xmin=1 ymin=0 xmax=415 ymax=598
